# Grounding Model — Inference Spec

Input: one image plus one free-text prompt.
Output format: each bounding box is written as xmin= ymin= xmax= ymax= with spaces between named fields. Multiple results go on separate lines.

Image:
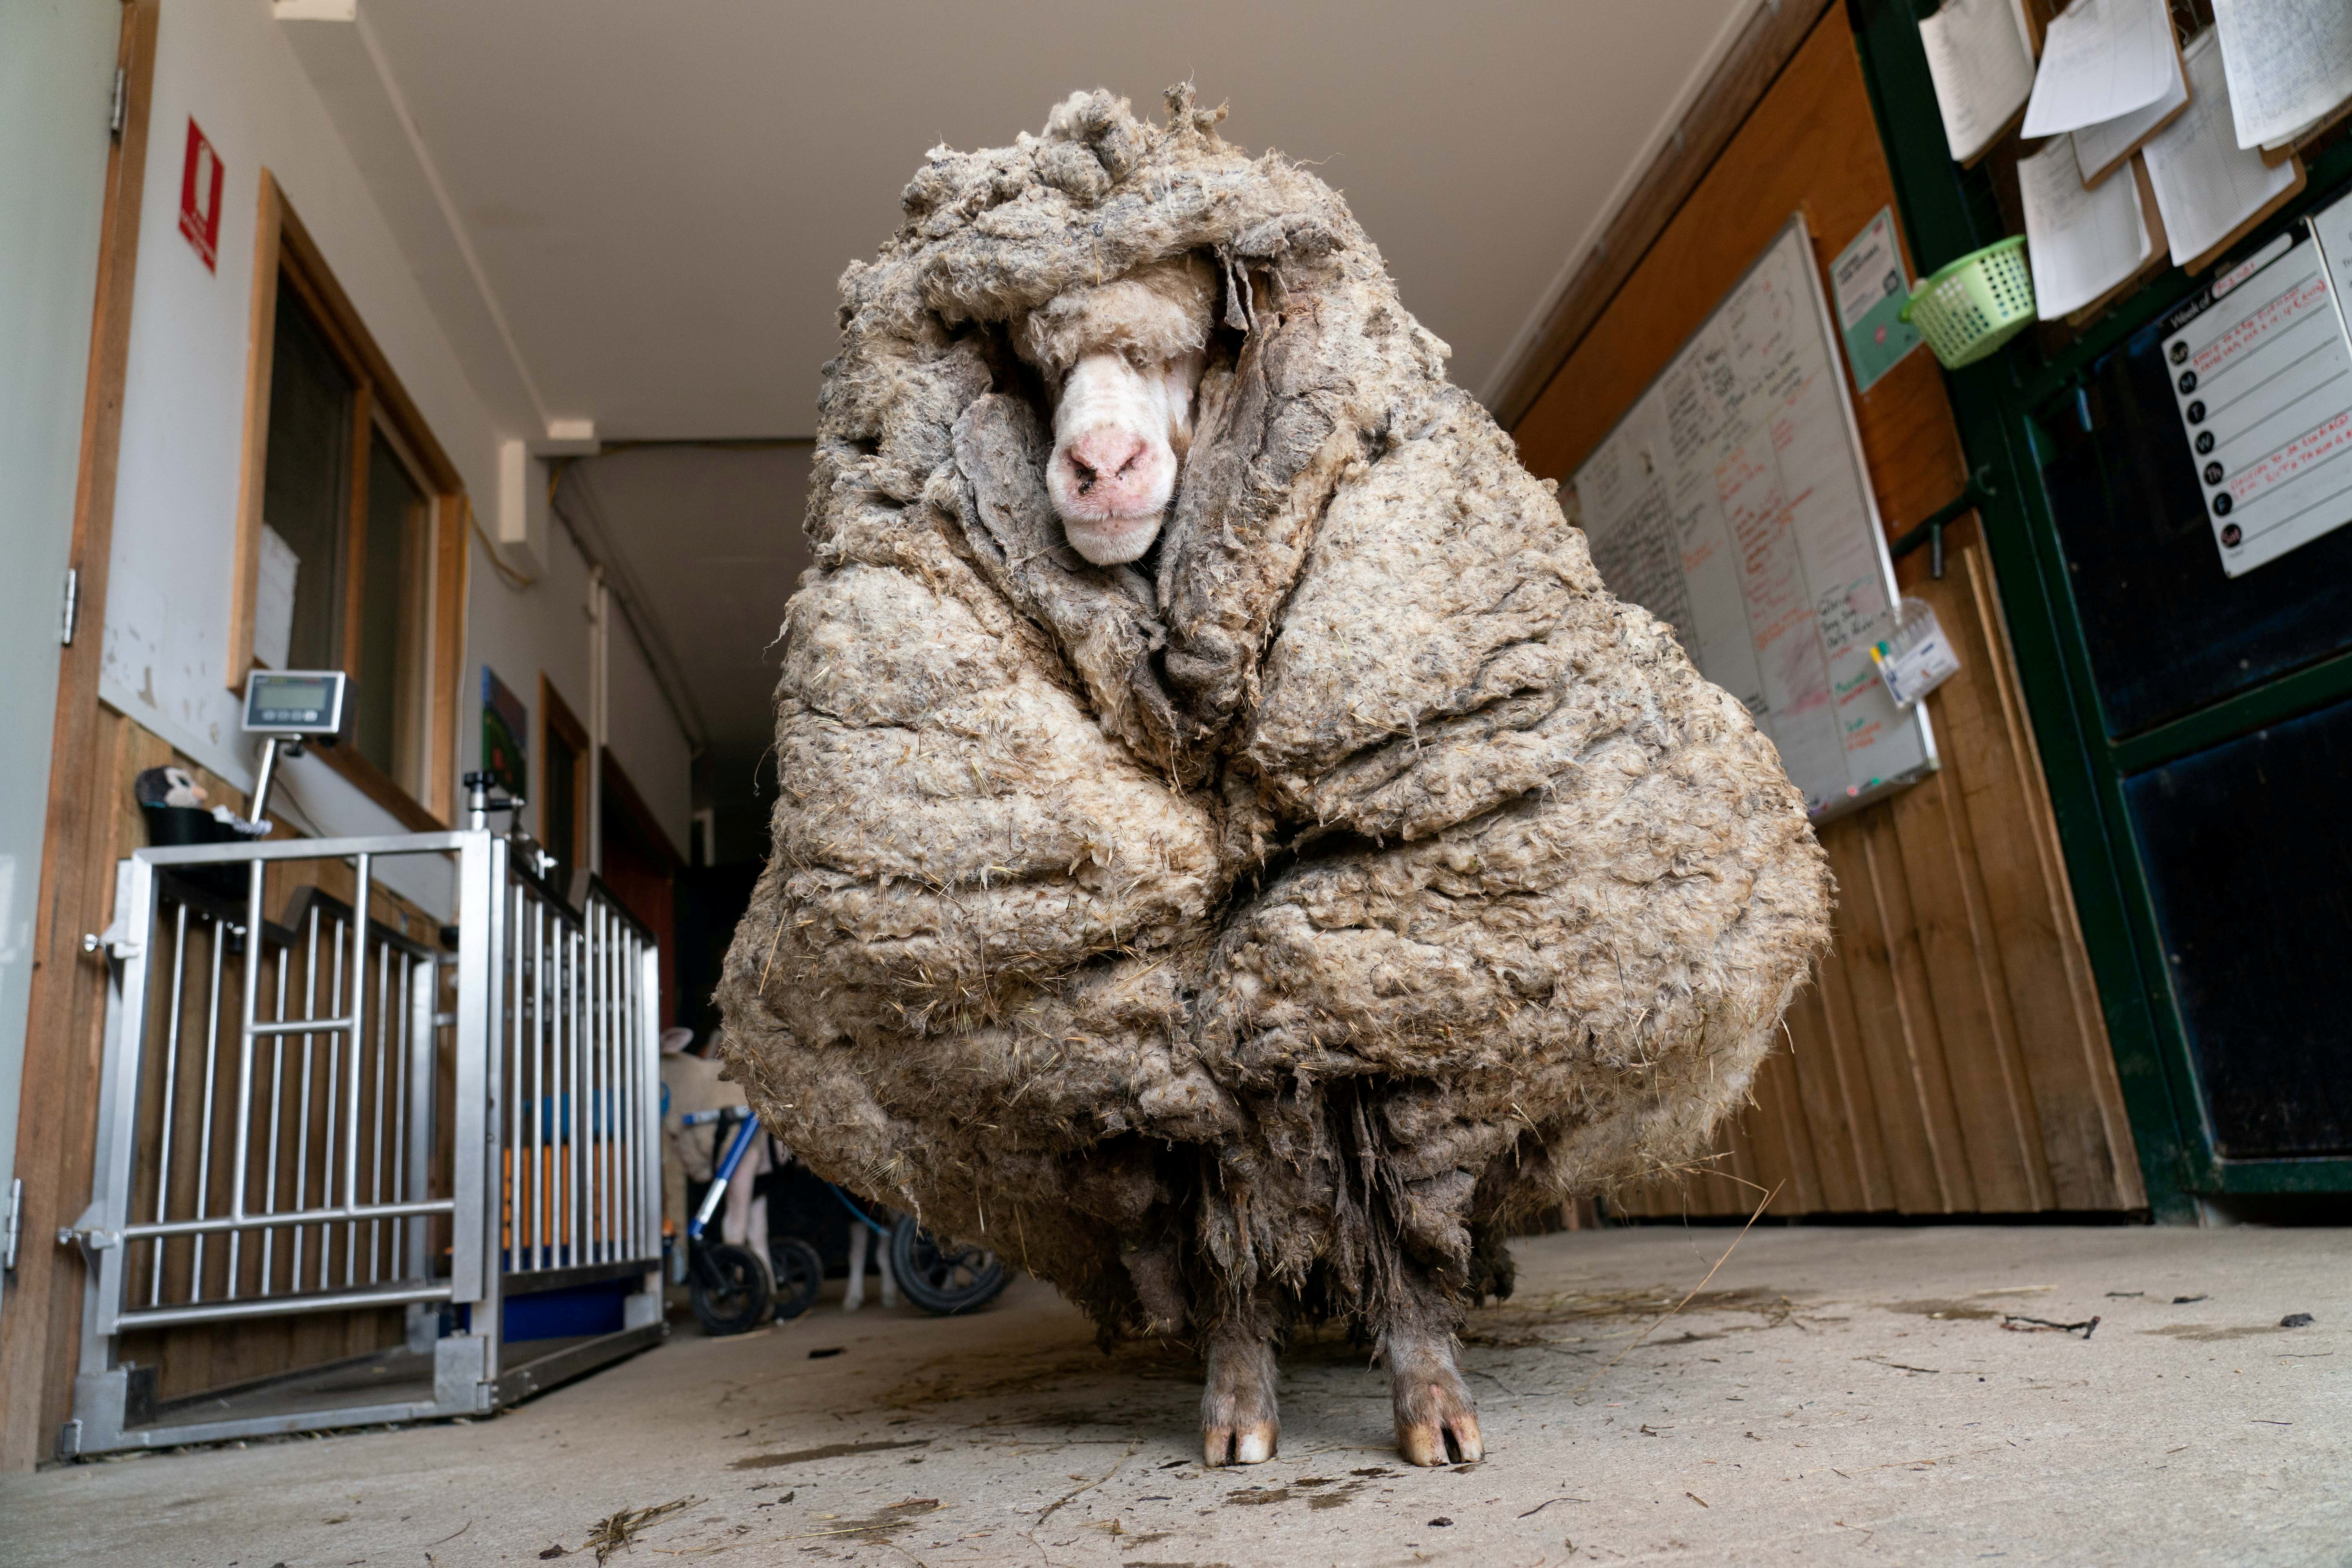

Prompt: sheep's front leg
xmin=1200 ymin=1301 xmax=1281 ymax=1466
xmin=1380 ymin=1270 xmax=1483 ymax=1466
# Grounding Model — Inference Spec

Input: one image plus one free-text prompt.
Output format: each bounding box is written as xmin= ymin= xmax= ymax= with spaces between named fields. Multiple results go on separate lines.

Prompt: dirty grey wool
xmin=717 ymin=87 xmax=1833 ymax=1339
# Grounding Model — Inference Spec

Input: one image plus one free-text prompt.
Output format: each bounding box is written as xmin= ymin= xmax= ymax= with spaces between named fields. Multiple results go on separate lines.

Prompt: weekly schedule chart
xmin=2163 ymin=188 xmax=2352 ymax=577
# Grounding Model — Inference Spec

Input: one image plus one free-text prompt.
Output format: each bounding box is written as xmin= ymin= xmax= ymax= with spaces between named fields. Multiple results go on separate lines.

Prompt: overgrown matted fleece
xmin=717 ymin=87 xmax=1833 ymax=1338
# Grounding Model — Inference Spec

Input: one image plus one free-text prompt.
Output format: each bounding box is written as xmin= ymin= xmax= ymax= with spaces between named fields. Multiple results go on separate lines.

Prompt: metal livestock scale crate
xmin=57 ymin=825 xmax=664 ymax=1457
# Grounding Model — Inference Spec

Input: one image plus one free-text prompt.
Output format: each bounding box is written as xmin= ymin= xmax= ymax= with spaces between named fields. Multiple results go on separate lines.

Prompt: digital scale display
xmin=242 ymin=670 xmax=348 ymax=735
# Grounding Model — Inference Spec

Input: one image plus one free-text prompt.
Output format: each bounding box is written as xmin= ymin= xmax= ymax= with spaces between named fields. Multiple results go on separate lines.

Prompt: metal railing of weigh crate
xmin=60 ymin=828 xmax=664 ymax=1458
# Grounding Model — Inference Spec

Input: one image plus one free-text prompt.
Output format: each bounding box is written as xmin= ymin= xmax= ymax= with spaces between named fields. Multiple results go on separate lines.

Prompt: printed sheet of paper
xmin=254 ymin=524 xmax=299 ymax=672
xmin=1829 ymin=207 xmax=1925 ymax=392
xmin=2021 ymin=137 xmax=2155 ymax=318
xmin=1572 ymin=218 xmax=1933 ymax=821
xmin=2145 ymin=30 xmax=2303 ymax=267
xmin=2071 ymin=35 xmax=2190 ymax=187
xmin=1919 ymin=0 xmax=2039 ymax=163
xmin=2161 ymin=224 xmax=2352 ymax=576
xmin=2022 ymin=0 xmax=2179 ymax=138
xmin=2211 ymin=0 xmax=2352 ymax=151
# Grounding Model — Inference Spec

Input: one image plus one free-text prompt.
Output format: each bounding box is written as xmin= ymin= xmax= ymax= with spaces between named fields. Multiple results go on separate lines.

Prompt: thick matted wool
xmin=717 ymin=87 xmax=1833 ymax=1338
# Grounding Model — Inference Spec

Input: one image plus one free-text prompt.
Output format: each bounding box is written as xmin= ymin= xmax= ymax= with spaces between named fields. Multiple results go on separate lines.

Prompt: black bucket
xmin=140 ymin=806 xmax=261 ymax=903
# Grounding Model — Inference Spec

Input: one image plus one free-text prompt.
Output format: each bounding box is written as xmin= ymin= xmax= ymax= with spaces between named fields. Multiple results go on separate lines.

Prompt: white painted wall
xmin=463 ymin=522 xmax=692 ymax=862
xmin=0 ymin=0 xmax=120 ymax=1264
xmin=463 ymin=523 xmax=591 ymax=846
xmin=104 ymin=0 xmax=496 ymax=791
xmin=604 ymin=593 xmax=691 ymax=852
xmin=98 ymin=0 xmax=690 ymax=904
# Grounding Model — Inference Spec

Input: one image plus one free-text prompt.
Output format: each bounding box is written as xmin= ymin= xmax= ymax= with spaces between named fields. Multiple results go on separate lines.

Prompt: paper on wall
xmin=2145 ymin=30 xmax=2302 ymax=268
xmin=2160 ymin=223 xmax=2352 ymax=576
xmin=2020 ymin=137 xmax=2154 ymax=319
xmin=1871 ymin=599 xmax=1962 ymax=710
xmin=2071 ymin=37 xmax=2190 ymax=187
xmin=1829 ymin=207 xmax=1925 ymax=393
xmin=1919 ymin=0 xmax=2039 ymax=163
xmin=2210 ymin=0 xmax=2352 ymax=151
xmin=2021 ymin=0 xmax=2178 ymax=139
xmin=255 ymin=524 xmax=299 ymax=672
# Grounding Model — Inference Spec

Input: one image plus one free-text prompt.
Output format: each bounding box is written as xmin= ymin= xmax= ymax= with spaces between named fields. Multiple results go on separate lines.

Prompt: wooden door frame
xmin=599 ymin=749 xmax=682 ymax=882
xmin=597 ymin=748 xmax=680 ymax=1031
xmin=538 ymin=674 xmax=591 ymax=877
xmin=0 ymin=0 xmax=161 ymax=1472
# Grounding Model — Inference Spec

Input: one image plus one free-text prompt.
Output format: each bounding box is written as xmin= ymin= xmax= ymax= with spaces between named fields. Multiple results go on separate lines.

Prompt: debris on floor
xmin=2000 ymin=1313 xmax=2100 ymax=1338
xmin=583 ymin=1497 xmax=695 ymax=1563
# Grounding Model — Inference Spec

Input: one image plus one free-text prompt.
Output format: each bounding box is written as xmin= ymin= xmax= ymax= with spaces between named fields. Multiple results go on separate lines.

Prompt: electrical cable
xmin=466 ymin=491 xmax=537 ymax=590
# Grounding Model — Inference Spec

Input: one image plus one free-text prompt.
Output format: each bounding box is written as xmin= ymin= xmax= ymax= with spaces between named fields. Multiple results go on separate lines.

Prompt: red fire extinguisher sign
xmin=178 ymin=118 xmax=223 ymax=272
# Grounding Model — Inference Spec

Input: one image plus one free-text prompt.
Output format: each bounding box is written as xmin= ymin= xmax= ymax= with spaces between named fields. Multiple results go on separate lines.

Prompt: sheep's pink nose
xmin=1063 ymin=429 xmax=1152 ymax=500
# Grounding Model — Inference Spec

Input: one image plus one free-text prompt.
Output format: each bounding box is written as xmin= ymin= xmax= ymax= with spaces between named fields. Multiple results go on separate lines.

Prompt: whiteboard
xmin=1570 ymin=214 xmax=1936 ymax=823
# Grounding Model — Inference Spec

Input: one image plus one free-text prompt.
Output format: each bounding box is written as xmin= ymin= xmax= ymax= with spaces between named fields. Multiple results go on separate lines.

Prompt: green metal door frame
xmin=1848 ymin=0 xmax=2352 ymax=1220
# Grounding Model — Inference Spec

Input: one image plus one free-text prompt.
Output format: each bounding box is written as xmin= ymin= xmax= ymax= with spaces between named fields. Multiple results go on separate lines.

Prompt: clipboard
xmin=2072 ymin=25 xmax=2193 ymax=190
xmin=1959 ymin=0 xmax=2046 ymax=169
xmin=2064 ymin=156 xmax=2175 ymax=325
xmin=2183 ymin=155 xmax=2306 ymax=276
xmin=2259 ymin=96 xmax=2352 ymax=169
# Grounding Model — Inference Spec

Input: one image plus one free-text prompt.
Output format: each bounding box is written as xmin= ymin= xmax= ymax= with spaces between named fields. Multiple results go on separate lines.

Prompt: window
xmin=232 ymin=175 xmax=466 ymax=824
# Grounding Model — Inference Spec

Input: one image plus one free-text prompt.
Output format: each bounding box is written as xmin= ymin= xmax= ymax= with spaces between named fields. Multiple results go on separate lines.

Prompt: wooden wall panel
xmin=1515 ymin=13 xmax=2143 ymax=1219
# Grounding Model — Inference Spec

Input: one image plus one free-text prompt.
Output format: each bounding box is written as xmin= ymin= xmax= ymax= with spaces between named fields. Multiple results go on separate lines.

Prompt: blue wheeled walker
xmin=682 ymin=1110 xmax=823 ymax=1335
xmin=829 ymin=1185 xmax=1010 ymax=1316
xmin=681 ymin=1109 xmax=1007 ymax=1334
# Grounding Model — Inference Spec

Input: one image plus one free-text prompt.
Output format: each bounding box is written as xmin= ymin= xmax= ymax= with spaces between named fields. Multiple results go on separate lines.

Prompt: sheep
xmin=717 ymin=86 xmax=1832 ymax=1469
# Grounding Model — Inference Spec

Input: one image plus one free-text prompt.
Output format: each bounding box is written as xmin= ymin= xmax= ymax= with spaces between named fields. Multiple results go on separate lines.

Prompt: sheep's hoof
xmin=1390 ymin=1340 xmax=1483 ymax=1466
xmin=1202 ymin=1419 xmax=1279 ymax=1467
xmin=1200 ymin=1330 xmax=1279 ymax=1466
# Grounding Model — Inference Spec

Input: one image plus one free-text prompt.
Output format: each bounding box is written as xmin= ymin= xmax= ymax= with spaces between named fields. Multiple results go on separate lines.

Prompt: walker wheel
xmin=767 ymin=1236 xmax=825 ymax=1320
xmin=690 ymin=1241 xmax=773 ymax=1336
xmin=889 ymin=1214 xmax=1007 ymax=1315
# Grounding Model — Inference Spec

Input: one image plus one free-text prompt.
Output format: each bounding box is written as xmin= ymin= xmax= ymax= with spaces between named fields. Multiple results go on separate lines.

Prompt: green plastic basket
xmin=1899 ymin=236 xmax=2034 ymax=369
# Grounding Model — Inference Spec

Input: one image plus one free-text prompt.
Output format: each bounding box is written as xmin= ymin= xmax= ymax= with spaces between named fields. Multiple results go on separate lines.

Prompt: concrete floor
xmin=3 ymin=1224 xmax=2345 ymax=1566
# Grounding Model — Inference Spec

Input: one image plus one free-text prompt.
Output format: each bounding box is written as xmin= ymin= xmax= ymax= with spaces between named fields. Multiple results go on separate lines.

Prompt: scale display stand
xmin=240 ymin=670 xmax=349 ymax=826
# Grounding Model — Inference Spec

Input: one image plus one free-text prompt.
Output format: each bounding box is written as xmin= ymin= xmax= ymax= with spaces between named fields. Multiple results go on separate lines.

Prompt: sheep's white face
xmin=1016 ymin=256 xmax=1218 ymax=568
xmin=1045 ymin=348 xmax=1206 ymax=566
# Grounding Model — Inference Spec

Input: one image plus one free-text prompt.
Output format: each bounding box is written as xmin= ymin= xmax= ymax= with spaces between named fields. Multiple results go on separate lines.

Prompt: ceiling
xmin=310 ymin=0 xmax=1759 ymax=772
xmin=350 ymin=0 xmax=1757 ymax=438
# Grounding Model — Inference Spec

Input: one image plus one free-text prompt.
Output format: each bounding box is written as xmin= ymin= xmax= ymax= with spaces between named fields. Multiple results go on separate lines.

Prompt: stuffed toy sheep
xmin=718 ymin=86 xmax=1832 ymax=1468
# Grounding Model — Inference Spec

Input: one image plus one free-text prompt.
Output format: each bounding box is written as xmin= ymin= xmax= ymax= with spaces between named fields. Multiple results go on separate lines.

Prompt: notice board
xmin=1570 ymin=214 xmax=1935 ymax=821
